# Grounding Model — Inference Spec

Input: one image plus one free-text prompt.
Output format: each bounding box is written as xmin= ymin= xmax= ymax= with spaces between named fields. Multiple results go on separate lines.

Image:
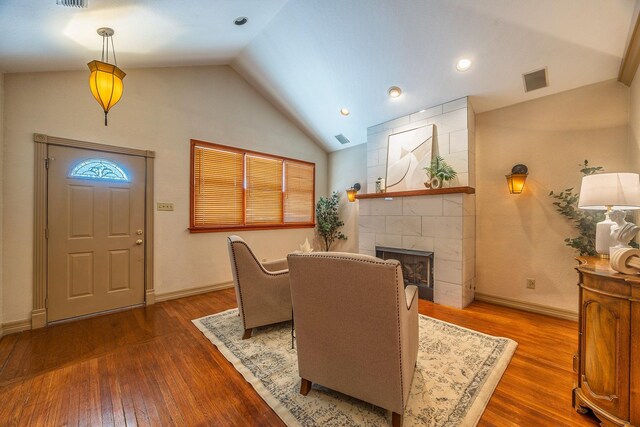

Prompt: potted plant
xmin=424 ymin=155 xmax=457 ymax=188
xmin=548 ymin=160 xmax=606 ymax=256
xmin=315 ymin=191 xmax=347 ymax=251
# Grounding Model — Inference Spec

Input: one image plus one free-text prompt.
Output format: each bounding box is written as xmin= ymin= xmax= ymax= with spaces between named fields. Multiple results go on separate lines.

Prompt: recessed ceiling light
xmin=456 ymin=59 xmax=472 ymax=72
xmin=340 ymin=108 xmax=350 ymax=116
xmin=388 ymin=86 xmax=402 ymax=98
xmin=234 ymin=17 xmax=248 ymax=26
xmin=419 ymin=109 xmax=426 ymax=113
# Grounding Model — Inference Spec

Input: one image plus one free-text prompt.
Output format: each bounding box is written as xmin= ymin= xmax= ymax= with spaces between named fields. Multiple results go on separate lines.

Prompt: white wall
xmin=630 ymin=71 xmax=640 ymax=171
xmin=3 ymin=65 xmax=327 ymax=324
xmin=475 ymin=80 xmax=630 ymax=313
xmin=327 ymin=144 xmax=367 ymax=253
xmin=0 ymin=73 xmax=4 ymax=335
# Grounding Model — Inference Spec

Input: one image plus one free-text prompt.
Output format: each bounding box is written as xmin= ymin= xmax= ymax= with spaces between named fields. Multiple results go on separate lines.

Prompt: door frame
xmin=32 ymin=133 xmax=156 ymax=328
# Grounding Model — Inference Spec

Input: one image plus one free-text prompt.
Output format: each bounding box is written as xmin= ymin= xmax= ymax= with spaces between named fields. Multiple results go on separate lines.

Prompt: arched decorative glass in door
xmin=69 ymin=159 xmax=129 ymax=181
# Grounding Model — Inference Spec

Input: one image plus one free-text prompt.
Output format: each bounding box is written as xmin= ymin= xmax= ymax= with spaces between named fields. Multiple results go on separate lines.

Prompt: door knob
xmin=136 ymin=239 xmax=143 ymax=245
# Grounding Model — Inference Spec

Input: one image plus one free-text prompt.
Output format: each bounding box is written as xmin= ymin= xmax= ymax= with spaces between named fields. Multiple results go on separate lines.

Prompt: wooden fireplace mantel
xmin=355 ymin=186 xmax=475 ymax=199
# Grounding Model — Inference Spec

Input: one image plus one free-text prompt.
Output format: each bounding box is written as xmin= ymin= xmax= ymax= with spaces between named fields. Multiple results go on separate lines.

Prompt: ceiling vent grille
xmin=335 ymin=134 xmax=350 ymax=145
xmin=56 ymin=0 xmax=88 ymax=8
xmin=522 ymin=68 xmax=548 ymax=92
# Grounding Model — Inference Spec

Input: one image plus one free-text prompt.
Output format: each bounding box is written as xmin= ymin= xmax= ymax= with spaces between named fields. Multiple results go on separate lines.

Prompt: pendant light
xmin=88 ymin=27 xmax=125 ymax=126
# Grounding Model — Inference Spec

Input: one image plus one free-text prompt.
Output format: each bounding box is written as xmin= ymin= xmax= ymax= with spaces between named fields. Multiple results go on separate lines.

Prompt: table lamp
xmin=578 ymin=173 xmax=640 ymax=257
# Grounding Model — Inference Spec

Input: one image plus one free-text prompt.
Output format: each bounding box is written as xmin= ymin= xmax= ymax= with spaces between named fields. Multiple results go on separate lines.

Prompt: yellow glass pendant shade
xmin=88 ymin=60 xmax=126 ymax=126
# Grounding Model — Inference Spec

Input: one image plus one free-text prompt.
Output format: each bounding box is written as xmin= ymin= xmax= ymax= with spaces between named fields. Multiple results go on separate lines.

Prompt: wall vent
xmin=335 ymin=134 xmax=350 ymax=145
xmin=522 ymin=68 xmax=548 ymax=92
xmin=56 ymin=0 xmax=88 ymax=8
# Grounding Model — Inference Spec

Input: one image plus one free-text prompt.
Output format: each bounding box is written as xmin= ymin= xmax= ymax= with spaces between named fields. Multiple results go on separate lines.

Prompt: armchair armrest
xmin=400 ymin=284 xmax=419 ymax=405
xmin=262 ymin=258 xmax=288 ymax=273
xmin=404 ymin=285 xmax=418 ymax=310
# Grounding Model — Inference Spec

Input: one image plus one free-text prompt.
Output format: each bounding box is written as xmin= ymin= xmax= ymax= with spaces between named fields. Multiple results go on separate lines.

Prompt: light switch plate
xmin=157 ymin=202 xmax=174 ymax=211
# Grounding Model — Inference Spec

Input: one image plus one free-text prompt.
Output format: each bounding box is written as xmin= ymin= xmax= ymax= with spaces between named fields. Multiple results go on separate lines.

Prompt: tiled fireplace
xmin=358 ymin=97 xmax=476 ymax=309
xmin=376 ymin=246 xmax=434 ymax=300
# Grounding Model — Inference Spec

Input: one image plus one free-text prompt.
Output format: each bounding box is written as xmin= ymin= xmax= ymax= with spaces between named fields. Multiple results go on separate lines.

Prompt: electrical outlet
xmin=157 ymin=202 xmax=174 ymax=211
xmin=526 ymin=278 xmax=536 ymax=289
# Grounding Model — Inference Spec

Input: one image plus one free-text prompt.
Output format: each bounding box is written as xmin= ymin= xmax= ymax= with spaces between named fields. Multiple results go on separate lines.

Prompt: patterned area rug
xmin=193 ymin=309 xmax=517 ymax=427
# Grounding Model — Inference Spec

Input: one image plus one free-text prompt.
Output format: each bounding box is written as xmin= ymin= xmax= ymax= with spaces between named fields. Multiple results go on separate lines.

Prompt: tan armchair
xmin=287 ymin=252 xmax=419 ymax=427
xmin=227 ymin=235 xmax=292 ymax=339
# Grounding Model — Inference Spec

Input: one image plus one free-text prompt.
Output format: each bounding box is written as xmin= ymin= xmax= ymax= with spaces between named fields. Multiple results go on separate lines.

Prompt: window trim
xmin=189 ymin=139 xmax=316 ymax=233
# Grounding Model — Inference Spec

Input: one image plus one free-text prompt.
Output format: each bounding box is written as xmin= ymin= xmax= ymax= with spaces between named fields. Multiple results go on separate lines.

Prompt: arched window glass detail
xmin=69 ymin=159 xmax=129 ymax=181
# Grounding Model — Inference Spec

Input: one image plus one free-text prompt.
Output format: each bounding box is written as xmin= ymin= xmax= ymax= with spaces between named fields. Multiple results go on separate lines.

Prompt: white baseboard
xmin=474 ymin=292 xmax=578 ymax=322
xmin=1 ymin=318 xmax=31 ymax=337
xmin=155 ymin=281 xmax=234 ymax=303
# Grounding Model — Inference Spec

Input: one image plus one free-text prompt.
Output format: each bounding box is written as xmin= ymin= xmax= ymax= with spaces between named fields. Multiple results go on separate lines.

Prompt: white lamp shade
xmin=578 ymin=173 xmax=640 ymax=210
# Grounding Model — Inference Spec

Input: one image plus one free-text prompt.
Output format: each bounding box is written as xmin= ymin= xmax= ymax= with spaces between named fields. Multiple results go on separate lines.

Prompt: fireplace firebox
xmin=375 ymin=246 xmax=434 ymax=301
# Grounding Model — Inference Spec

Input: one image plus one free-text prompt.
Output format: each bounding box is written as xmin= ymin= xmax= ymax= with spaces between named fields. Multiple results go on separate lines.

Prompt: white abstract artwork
xmin=385 ymin=124 xmax=435 ymax=191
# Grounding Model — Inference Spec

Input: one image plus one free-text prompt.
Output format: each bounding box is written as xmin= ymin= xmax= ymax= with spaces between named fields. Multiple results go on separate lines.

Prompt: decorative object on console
xmin=346 ymin=183 xmax=361 ymax=202
xmin=609 ymin=210 xmax=640 ymax=251
xmin=578 ymin=172 xmax=640 ymax=257
xmin=549 ymin=160 xmax=604 ymax=256
xmin=315 ymin=191 xmax=347 ymax=251
xmin=505 ymin=164 xmax=528 ymax=194
xmin=375 ymin=177 xmax=385 ymax=193
xmin=610 ymin=247 xmax=640 ymax=274
xmin=88 ymin=27 xmax=126 ymax=126
xmin=386 ymin=124 xmax=434 ymax=191
xmin=423 ymin=155 xmax=457 ymax=189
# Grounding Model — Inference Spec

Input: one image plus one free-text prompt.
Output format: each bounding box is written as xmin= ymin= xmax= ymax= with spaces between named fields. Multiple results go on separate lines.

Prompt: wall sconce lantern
xmin=88 ymin=27 xmax=125 ymax=126
xmin=346 ymin=183 xmax=361 ymax=202
xmin=506 ymin=164 xmax=528 ymax=194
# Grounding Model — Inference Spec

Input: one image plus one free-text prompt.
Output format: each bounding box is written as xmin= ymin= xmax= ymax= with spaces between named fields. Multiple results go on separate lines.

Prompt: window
xmin=69 ymin=159 xmax=129 ymax=181
xmin=190 ymin=140 xmax=315 ymax=232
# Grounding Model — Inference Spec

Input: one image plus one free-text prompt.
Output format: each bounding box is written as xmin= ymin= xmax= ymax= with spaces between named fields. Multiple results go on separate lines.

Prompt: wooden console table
xmin=573 ymin=256 xmax=640 ymax=427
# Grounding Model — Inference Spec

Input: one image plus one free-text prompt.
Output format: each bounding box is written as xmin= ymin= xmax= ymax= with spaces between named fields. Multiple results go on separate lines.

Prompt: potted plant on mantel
xmin=424 ymin=155 xmax=457 ymax=189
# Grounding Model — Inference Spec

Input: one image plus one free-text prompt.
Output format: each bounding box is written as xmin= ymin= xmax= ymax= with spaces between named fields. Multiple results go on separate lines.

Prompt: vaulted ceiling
xmin=0 ymin=0 xmax=637 ymax=151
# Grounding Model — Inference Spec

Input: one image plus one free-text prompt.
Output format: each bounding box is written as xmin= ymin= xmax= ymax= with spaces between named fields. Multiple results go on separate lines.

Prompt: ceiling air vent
xmin=56 ymin=0 xmax=88 ymax=8
xmin=335 ymin=134 xmax=350 ymax=145
xmin=522 ymin=68 xmax=548 ymax=92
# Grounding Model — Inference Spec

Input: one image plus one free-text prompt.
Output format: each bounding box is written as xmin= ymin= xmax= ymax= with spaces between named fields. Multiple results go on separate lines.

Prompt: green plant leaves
xmin=315 ymin=191 xmax=347 ymax=251
xmin=549 ymin=160 xmax=603 ymax=256
xmin=423 ymin=155 xmax=457 ymax=182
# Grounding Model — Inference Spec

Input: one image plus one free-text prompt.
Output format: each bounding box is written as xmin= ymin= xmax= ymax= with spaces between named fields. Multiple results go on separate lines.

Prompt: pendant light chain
xmin=99 ymin=35 xmax=118 ymax=66
xmin=110 ymin=36 xmax=118 ymax=66
xmin=101 ymin=35 xmax=106 ymax=62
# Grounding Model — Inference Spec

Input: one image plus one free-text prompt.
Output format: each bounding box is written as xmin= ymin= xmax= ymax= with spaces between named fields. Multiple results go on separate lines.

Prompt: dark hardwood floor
xmin=0 ymin=288 xmax=599 ymax=426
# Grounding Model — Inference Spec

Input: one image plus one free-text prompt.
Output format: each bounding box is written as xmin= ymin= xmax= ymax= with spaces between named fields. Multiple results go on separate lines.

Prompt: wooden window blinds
xmin=190 ymin=140 xmax=315 ymax=232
